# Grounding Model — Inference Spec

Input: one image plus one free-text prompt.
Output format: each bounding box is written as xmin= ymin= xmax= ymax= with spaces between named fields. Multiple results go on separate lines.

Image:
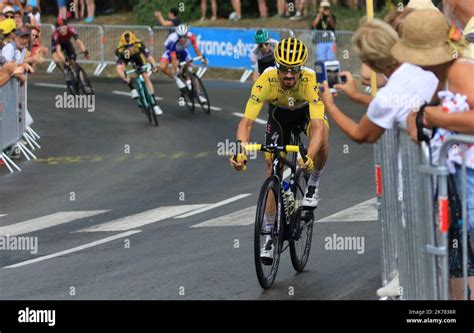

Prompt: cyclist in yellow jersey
xmin=230 ymin=37 xmax=329 ymax=209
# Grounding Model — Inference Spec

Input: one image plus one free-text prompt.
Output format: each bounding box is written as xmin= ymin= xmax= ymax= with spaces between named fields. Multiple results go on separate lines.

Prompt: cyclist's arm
xmin=170 ymin=52 xmax=179 ymax=69
xmin=75 ymin=38 xmax=87 ymax=53
xmin=189 ymin=34 xmax=201 ymax=57
xmin=116 ymin=63 xmax=127 ymax=82
xmin=306 ymin=76 xmax=328 ymax=161
xmin=55 ymin=44 xmax=66 ymax=63
xmin=240 ymin=75 xmax=269 ymax=143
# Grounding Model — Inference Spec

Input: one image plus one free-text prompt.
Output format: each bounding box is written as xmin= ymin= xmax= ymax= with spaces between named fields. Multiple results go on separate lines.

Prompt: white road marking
xmin=77 ymin=205 xmax=208 ymax=232
xmin=316 ymin=198 xmax=378 ymax=222
xmin=174 ymin=194 xmax=251 ymax=219
xmin=112 ymin=90 xmax=163 ymax=100
xmin=191 ymin=206 xmax=256 ymax=227
xmin=209 ymin=106 xmax=222 ymax=111
xmin=0 ymin=211 xmax=109 ymax=236
xmin=4 ymin=230 xmax=141 ymax=269
xmin=232 ymin=112 xmax=266 ymax=125
xmin=0 ymin=214 xmax=6 ymax=218
xmin=34 ymin=83 xmax=67 ymax=89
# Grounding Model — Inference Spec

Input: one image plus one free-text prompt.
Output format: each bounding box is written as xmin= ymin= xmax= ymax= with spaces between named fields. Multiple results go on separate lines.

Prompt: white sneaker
xmin=260 ymin=239 xmax=274 ymax=266
xmin=153 ymin=105 xmax=163 ymax=116
xmin=198 ymin=95 xmax=207 ymax=104
xmin=131 ymin=89 xmax=139 ymax=99
xmin=176 ymin=78 xmax=186 ymax=90
xmin=302 ymin=185 xmax=319 ymax=208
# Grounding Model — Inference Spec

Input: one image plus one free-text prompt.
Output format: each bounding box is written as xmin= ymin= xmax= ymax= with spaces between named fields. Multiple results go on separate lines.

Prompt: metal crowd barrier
xmin=0 ymin=77 xmax=41 ymax=173
xmin=376 ymin=125 xmax=473 ymax=300
xmin=41 ymin=24 xmax=355 ymax=81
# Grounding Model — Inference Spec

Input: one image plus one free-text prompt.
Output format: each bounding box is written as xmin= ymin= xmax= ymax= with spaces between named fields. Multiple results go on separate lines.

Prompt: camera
xmin=315 ymin=60 xmax=345 ymax=93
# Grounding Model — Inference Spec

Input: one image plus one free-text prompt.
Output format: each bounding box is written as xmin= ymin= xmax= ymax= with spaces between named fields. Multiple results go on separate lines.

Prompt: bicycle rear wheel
xmin=289 ymin=168 xmax=314 ymax=272
xmin=254 ymin=176 xmax=284 ymax=289
xmin=192 ymin=73 xmax=210 ymax=114
xmin=77 ymin=66 xmax=94 ymax=95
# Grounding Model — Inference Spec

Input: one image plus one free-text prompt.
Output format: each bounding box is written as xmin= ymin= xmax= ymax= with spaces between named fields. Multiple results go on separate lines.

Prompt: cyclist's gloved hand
xmin=230 ymin=153 xmax=247 ymax=171
xmin=123 ymin=77 xmax=131 ymax=85
xmin=298 ymin=157 xmax=314 ymax=172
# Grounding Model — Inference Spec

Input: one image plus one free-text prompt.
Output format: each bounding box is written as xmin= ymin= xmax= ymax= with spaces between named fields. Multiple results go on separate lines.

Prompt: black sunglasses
xmin=276 ymin=63 xmax=303 ymax=73
xmin=258 ymin=42 xmax=270 ymax=48
xmin=5 ymin=14 xmax=14 ymax=19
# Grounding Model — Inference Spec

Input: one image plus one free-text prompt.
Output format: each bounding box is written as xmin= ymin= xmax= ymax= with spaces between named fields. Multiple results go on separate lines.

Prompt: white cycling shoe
xmin=153 ymin=105 xmax=163 ymax=116
xmin=198 ymin=95 xmax=207 ymax=104
xmin=176 ymin=78 xmax=186 ymax=90
xmin=260 ymin=239 xmax=274 ymax=266
xmin=302 ymin=185 xmax=319 ymax=208
xmin=131 ymin=89 xmax=139 ymax=99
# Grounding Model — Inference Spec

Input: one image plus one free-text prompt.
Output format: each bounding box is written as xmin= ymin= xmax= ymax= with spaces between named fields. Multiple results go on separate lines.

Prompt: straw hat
xmin=320 ymin=1 xmax=331 ymax=8
xmin=464 ymin=17 xmax=474 ymax=59
xmin=391 ymin=9 xmax=456 ymax=66
xmin=406 ymin=0 xmax=438 ymax=11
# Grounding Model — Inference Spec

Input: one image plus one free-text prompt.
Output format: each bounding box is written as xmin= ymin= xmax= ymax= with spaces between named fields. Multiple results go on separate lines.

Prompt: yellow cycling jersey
xmin=244 ymin=67 xmax=327 ymax=124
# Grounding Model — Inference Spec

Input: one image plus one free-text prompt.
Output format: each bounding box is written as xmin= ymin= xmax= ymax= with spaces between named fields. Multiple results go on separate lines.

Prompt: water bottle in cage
xmin=282 ymin=181 xmax=296 ymax=219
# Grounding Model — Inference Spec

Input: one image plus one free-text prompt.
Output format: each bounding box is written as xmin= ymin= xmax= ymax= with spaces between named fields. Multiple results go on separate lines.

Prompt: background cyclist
xmin=115 ymin=31 xmax=162 ymax=116
xmin=159 ymin=24 xmax=208 ymax=96
xmin=250 ymin=29 xmax=278 ymax=81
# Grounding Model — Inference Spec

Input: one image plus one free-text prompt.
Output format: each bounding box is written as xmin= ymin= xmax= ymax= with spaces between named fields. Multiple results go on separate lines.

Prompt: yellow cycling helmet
xmin=274 ymin=37 xmax=308 ymax=69
xmin=120 ymin=31 xmax=137 ymax=46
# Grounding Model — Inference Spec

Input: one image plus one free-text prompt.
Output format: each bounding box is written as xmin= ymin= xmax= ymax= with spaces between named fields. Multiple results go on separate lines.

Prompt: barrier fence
xmin=0 ymin=77 xmax=41 ymax=173
xmin=39 ymin=24 xmax=359 ymax=79
xmin=376 ymin=125 xmax=474 ymax=300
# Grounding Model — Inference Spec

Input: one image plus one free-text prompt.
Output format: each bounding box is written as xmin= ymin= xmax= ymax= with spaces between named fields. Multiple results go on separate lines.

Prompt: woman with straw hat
xmin=398 ymin=9 xmax=474 ymax=300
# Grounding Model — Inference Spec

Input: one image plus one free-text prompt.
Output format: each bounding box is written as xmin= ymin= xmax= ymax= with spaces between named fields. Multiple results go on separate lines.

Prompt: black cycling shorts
xmin=264 ymin=104 xmax=310 ymax=147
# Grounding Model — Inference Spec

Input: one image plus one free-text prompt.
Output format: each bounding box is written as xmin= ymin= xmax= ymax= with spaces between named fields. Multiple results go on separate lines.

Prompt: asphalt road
xmin=0 ymin=72 xmax=381 ymax=300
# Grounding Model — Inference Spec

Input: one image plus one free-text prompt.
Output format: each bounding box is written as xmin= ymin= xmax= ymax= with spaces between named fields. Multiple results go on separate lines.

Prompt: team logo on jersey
xmin=251 ymin=94 xmax=261 ymax=102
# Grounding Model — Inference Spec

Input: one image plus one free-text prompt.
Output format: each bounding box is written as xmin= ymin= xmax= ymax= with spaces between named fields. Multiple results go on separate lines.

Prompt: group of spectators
xmin=198 ymin=0 xmax=333 ymax=21
xmin=0 ymin=2 xmax=48 ymax=87
xmin=57 ymin=0 xmax=95 ymax=23
xmin=316 ymin=0 xmax=474 ymax=299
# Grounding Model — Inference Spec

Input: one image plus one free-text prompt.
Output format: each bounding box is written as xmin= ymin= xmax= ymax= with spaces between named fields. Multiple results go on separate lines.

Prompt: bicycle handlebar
xmin=125 ymin=63 xmax=153 ymax=76
xmin=242 ymin=143 xmax=308 ymax=163
xmin=179 ymin=55 xmax=205 ymax=67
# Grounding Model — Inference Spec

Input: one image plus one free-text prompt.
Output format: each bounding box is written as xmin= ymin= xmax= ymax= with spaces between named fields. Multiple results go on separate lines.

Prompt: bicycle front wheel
xmin=191 ymin=73 xmax=210 ymax=114
xmin=143 ymin=87 xmax=159 ymax=127
xmin=254 ymin=176 xmax=284 ymax=289
xmin=77 ymin=66 xmax=94 ymax=95
xmin=289 ymin=167 xmax=314 ymax=272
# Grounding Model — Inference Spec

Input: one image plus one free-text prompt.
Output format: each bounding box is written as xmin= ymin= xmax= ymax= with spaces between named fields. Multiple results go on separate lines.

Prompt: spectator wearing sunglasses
xmin=3 ymin=5 xmax=15 ymax=20
xmin=25 ymin=24 xmax=47 ymax=66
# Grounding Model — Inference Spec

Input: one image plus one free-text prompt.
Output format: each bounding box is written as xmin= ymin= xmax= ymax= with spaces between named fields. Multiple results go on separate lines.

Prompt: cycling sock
xmin=308 ymin=167 xmax=325 ymax=188
xmin=263 ymin=214 xmax=275 ymax=232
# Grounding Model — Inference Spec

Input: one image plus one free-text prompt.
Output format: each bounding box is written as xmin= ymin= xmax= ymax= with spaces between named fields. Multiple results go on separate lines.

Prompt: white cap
xmin=320 ymin=1 xmax=331 ymax=8
xmin=2 ymin=6 xmax=15 ymax=15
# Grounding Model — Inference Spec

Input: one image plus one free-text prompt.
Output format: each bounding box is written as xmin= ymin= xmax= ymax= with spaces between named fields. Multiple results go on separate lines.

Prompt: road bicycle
xmin=177 ymin=55 xmax=211 ymax=114
xmin=125 ymin=63 xmax=159 ymax=127
xmin=241 ymin=128 xmax=315 ymax=289
xmin=63 ymin=51 xmax=94 ymax=96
